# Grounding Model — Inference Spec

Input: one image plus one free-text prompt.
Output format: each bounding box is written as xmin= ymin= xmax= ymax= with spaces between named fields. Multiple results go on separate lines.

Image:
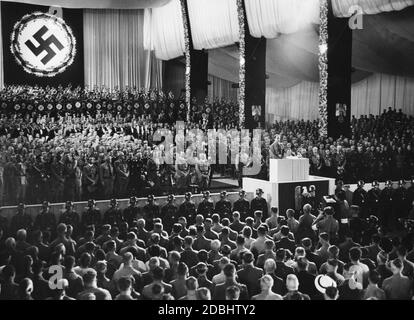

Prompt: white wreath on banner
xmin=10 ymin=11 xmax=77 ymax=77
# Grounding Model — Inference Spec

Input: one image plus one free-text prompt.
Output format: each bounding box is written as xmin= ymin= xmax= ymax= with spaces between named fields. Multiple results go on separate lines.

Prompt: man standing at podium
xmin=251 ymin=189 xmax=268 ymax=220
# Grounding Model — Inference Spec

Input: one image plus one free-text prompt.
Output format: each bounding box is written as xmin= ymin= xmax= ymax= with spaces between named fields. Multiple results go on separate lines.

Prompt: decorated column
xmin=180 ymin=0 xmax=208 ymax=122
xmin=318 ymin=0 xmax=352 ymax=139
xmin=237 ymin=0 xmax=266 ymax=130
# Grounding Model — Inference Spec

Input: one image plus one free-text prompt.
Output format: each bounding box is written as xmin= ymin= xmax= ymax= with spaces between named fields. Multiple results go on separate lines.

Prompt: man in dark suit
xmin=296 ymin=257 xmax=321 ymax=300
xmin=212 ymin=263 xmax=249 ymax=300
xmin=236 ymin=251 xmax=263 ymax=297
xmin=275 ymin=249 xmax=295 ymax=282
xmin=180 ymin=236 xmax=199 ymax=269
xmin=301 ymin=238 xmax=324 ymax=270
xmin=229 ymin=211 xmax=246 ymax=234
xmin=275 ymin=226 xmax=296 ymax=254
xmin=193 ymin=225 xmax=212 ymax=251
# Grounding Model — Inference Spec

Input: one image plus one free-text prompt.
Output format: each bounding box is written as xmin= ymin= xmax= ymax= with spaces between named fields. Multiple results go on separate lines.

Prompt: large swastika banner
xmin=1 ymin=2 xmax=84 ymax=87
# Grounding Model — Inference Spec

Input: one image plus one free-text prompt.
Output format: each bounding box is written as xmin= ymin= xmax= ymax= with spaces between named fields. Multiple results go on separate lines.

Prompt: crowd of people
xmin=0 ymin=187 xmax=413 ymax=300
xmin=0 ymin=84 xmax=414 ymax=300
xmin=262 ymin=108 xmax=414 ymax=183
xmin=0 ymin=85 xmax=246 ymax=206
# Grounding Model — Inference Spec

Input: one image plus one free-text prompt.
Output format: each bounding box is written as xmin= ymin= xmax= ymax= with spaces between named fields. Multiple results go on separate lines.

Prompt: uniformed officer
xmin=34 ymin=201 xmax=56 ymax=235
xmin=215 ymin=191 xmax=232 ymax=220
xmin=233 ymin=190 xmax=250 ymax=221
xmin=250 ymin=188 xmax=268 ymax=220
xmin=178 ymin=192 xmax=197 ymax=225
xmin=103 ymin=199 xmax=124 ymax=227
xmin=197 ymin=191 xmax=215 ymax=219
xmin=353 ymin=180 xmax=368 ymax=218
xmin=393 ymin=180 xmax=410 ymax=220
xmin=123 ymin=196 xmax=141 ymax=227
xmin=81 ymin=199 xmax=102 ymax=233
xmin=59 ymin=201 xmax=80 ymax=236
xmin=161 ymin=194 xmax=178 ymax=233
xmin=143 ymin=194 xmax=160 ymax=231
xmin=379 ymin=180 xmax=394 ymax=232
xmin=10 ymin=203 xmax=33 ymax=236
xmin=367 ymin=180 xmax=381 ymax=217
xmin=99 ymin=156 xmax=115 ymax=200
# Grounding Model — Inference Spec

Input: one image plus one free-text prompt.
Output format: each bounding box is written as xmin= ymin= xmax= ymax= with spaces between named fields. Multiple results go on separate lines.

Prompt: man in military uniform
xmin=34 ymin=201 xmax=56 ymax=236
xmin=143 ymin=194 xmax=160 ymax=231
xmin=353 ymin=180 xmax=368 ymax=218
xmin=123 ymin=196 xmax=141 ymax=227
xmin=250 ymin=188 xmax=268 ymax=220
xmin=408 ymin=178 xmax=414 ymax=207
xmin=161 ymin=194 xmax=178 ymax=233
xmin=81 ymin=199 xmax=102 ymax=234
xmin=50 ymin=155 xmax=65 ymax=203
xmin=99 ymin=156 xmax=115 ymax=200
xmin=197 ymin=191 xmax=215 ymax=219
xmin=10 ymin=203 xmax=33 ymax=236
xmin=367 ymin=181 xmax=381 ymax=217
xmin=114 ymin=153 xmax=130 ymax=199
xmin=393 ymin=180 xmax=410 ymax=221
xmin=82 ymin=157 xmax=99 ymax=200
xmin=0 ymin=214 xmax=8 ymax=237
xmin=233 ymin=190 xmax=250 ymax=221
xmin=178 ymin=192 xmax=197 ymax=225
xmin=379 ymin=180 xmax=394 ymax=232
xmin=215 ymin=191 xmax=232 ymax=220
xmin=103 ymin=199 xmax=124 ymax=227
xmin=59 ymin=201 xmax=80 ymax=237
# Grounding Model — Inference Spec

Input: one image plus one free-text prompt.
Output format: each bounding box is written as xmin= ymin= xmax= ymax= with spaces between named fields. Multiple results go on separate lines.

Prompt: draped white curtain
xmin=266 ymin=81 xmax=320 ymax=122
xmin=266 ymin=74 xmax=414 ymax=123
xmin=207 ymin=74 xmax=238 ymax=102
xmin=84 ymin=9 xmax=162 ymax=90
xmin=143 ymin=0 xmax=185 ymax=60
xmin=351 ymin=73 xmax=414 ymax=117
xmin=244 ymin=0 xmax=319 ymax=38
xmin=332 ymin=0 xmax=414 ymax=17
xmin=187 ymin=0 xmax=239 ymax=50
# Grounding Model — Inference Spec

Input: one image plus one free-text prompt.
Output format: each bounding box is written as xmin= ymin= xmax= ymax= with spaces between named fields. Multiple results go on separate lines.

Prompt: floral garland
xmin=236 ymin=0 xmax=246 ymax=129
xmin=318 ymin=0 xmax=329 ymax=137
xmin=179 ymin=0 xmax=191 ymax=123
xmin=10 ymin=11 xmax=76 ymax=77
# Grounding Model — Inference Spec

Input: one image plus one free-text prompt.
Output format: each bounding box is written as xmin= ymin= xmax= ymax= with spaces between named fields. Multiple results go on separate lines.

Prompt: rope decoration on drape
xmin=237 ymin=0 xmax=245 ymax=129
xmin=318 ymin=0 xmax=328 ymax=137
xmin=179 ymin=0 xmax=191 ymax=123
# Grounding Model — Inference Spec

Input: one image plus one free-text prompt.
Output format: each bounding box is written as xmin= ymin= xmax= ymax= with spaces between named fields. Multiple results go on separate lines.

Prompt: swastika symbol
xmin=25 ymin=25 xmax=64 ymax=65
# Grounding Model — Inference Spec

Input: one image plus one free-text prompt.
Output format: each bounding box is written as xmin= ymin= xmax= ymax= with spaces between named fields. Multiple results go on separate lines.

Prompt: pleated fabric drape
xmin=207 ymin=74 xmax=238 ymax=102
xmin=84 ymin=9 xmax=162 ymax=90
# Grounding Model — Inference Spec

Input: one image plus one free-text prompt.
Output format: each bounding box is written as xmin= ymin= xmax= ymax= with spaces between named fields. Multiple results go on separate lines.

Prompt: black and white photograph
xmin=0 ymin=0 xmax=414 ymax=309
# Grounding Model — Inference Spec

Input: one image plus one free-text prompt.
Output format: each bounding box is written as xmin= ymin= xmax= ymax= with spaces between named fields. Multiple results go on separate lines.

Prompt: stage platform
xmin=243 ymin=158 xmax=336 ymax=215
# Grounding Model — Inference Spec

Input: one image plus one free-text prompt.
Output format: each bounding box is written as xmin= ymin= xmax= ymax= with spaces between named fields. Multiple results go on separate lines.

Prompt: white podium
xmin=269 ymin=157 xmax=309 ymax=182
xmin=243 ymin=157 xmax=335 ymax=214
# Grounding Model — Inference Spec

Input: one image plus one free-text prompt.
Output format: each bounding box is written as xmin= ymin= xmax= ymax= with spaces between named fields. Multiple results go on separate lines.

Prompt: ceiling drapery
xmin=143 ymin=0 xmax=184 ymax=60
xmin=187 ymin=0 xmax=239 ymax=51
xmin=244 ymin=0 xmax=319 ymax=38
xmin=332 ymin=0 xmax=414 ymax=17
xmin=0 ymin=0 xmax=171 ymax=9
